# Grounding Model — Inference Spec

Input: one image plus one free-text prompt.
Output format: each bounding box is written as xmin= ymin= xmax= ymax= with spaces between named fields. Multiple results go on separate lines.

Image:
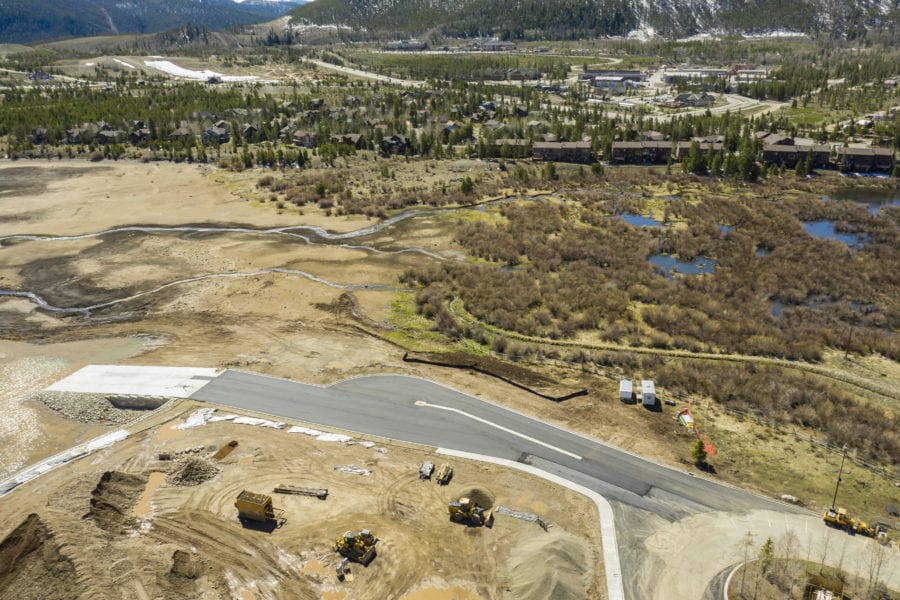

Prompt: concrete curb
xmin=723 ymin=559 xmax=756 ymax=600
xmin=437 ymin=448 xmax=624 ymax=600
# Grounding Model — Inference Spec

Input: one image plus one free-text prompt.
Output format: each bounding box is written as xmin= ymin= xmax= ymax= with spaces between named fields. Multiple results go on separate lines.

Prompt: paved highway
xmin=192 ymin=371 xmax=797 ymax=521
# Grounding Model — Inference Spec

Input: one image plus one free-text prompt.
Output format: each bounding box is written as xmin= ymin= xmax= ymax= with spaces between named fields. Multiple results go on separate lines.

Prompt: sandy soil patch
xmin=0 ymin=161 xmax=382 ymax=236
xmin=0 ymin=338 xmax=147 ymax=479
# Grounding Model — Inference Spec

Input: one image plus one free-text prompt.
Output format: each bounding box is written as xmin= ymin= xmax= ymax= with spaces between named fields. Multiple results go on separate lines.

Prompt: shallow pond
xmin=803 ymin=221 xmax=868 ymax=248
xmin=619 ymin=212 xmax=665 ymax=227
xmin=822 ymin=188 xmax=900 ymax=216
xmin=649 ymin=254 xmax=716 ymax=280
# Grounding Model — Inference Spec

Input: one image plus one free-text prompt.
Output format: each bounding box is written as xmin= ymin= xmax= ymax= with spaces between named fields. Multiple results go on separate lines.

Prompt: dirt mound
xmin=170 ymin=549 xmax=202 ymax=579
xmin=505 ymin=530 xmax=591 ymax=600
xmin=454 ymin=486 xmax=495 ymax=509
xmin=89 ymin=471 xmax=147 ymax=533
xmin=36 ymin=391 xmax=145 ymax=424
xmin=166 ymin=457 xmax=221 ymax=486
xmin=0 ymin=513 xmax=77 ymax=600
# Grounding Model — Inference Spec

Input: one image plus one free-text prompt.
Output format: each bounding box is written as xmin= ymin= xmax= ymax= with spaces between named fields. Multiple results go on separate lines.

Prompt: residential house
xmin=66 ymin=128 xmax=86 ymax=144
xmin=168 ymin=126 xmax=193 ymax=142
xmin=611 ymin=141 xmax=672 ymax=164
xmin=292 ymin=130 xmax=317 ymax=148
xmin=754 ymin=132 xmax=794 ymax=146
xmin=331 ymin=133 xmax=365 ymax=149
xmin=201 ymin=126 xmax=229 ymax=145
xmin=533 ymin=141 xmax=593 ymax=163
xmin=638 ymin=130 xmax=667 ymax=142
xmin=762 ymin=144 xmax=831 ymax=169
xmin=242 ymin=124 xmax=258 ymax=141
xmin=129 ymin=128 xmax=152 ymax=145
xmin=661 ymin=93 xmax=715 ymax=109
xmin=477 ymin=40 xmax=516 ymax=52
xmin=383 ymin=40 xmax=428 ymax=51
xmin=508 ymin=68 xmax=541 ymax=81
xmin=675 ymin=141 xmax=724 ymax=159
xmin=835 ymin=147 xmax=895 ymax=172
xmin=31 ymin=127 xmax=49 ymax=144
xmin=97 ymin=129 xmax=126 ymax=144
xmin=379 ymin=135 xmax=411 ymax=156
xmin=491 ymin=139 xmax=533 ymax=159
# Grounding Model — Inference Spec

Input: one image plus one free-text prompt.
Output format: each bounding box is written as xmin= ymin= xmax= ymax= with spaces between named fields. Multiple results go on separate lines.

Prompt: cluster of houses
xmin=481 ymin=68 xmax=542 ymax=82
xmin=658 ymin=92 xmax=715 ymax=109
xmin=578 ymin=69 xmax=644 ymax=94
xmin=611 ymin=131 xmax=896 ymax=173
xmin=490 ymin=139 xmax=593 ymax=163
xmin=382 ymin=40 xmax=429 ymax=51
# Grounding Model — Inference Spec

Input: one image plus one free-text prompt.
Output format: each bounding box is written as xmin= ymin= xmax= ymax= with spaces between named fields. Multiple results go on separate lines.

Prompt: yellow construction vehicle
xmin=235 ymin=490 xmax=284 ymax=525
xmin=823 ymin=507 xmax=880 ymax=537
xmin=334 ymin=529 xmax=377 ymax=566
xmin=448 ymin=497 xmax=493 ymax=527
xmin=823 ymin=507 xmax=855 ymax=530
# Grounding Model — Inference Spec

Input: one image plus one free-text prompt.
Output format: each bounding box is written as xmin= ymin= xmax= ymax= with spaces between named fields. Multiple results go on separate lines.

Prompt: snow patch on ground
xmin=48 ymin=365 xmax=218 ymax=397
xmin=144 ymin=60 xmax=260 ymax=82
xmin=287 ymin=425 xmax=352 ymax=442
xmin=113 ymin=58 xmax=135 ymax=69
xmin=177 ymin=408 xmax=285 ymax=430
xmin=0 ymin=429 xmax=128 ymax=498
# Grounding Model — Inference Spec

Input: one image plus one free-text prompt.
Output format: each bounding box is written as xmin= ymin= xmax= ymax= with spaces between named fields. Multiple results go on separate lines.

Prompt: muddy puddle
xmin=300 ymin=559 xmax=332 ymax=578
xmin=133 ymin=471 xmax=166 ymax=519
xmin=399 ymin=585 xmax=481 ymax=600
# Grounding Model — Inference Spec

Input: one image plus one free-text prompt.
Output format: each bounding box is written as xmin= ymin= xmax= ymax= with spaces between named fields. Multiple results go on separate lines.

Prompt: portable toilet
xmin=641 ymin=380 xmax=656 ymax=407
xmin=619 ymin=379 xmax=633 ymax=402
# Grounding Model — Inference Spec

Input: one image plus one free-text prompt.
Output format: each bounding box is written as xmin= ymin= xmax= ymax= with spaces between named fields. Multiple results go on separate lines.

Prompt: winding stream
xmin=0 ymin=268 xmax=409 ymax=318
xmin=0 ymin=193 xmax=554 ymax=318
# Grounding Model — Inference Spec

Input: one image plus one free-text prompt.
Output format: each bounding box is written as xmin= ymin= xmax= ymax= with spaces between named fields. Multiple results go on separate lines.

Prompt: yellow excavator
xmin=448 ymin=497 xmax=493 ymax=527
xmin=334 ymin=529 xmax=377 ymax=565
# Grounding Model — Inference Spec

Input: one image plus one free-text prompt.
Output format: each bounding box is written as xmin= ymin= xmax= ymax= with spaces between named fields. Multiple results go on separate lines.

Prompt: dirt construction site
xmin=0 ymin=400 xmax=601 ymax=600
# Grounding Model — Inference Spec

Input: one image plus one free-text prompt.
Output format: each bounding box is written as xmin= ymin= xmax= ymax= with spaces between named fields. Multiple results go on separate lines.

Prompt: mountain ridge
xmin=289 ymin=0 xmax=899 ymax=40
xmin=0 ymin=0 xmax=304 ymax=44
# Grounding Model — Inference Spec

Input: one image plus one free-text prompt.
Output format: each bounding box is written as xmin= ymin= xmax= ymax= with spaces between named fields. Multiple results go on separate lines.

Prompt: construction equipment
xmin=335 ymin=558 xmax=351 ymax=582
xmin=823 ymin=507 xmax=855 ymax=530
xmin=334 ymin=529 xmax=377 ymax=565
xmin=875 ymin=523 xmax=890 ymax=545
xmin=823 ymin=507 xmax=879 ymax=536
xmin=273 ymin=484 xmax=328 ymax=499
xmin=448 ymin=497 xmax=494 ymax=527
xmin=435 ymin=463 xmax=453 ymax=485
xmin=235 ymin=490 xmax=284 ymax=524
xmin=419 ymin=461 xmax=435 ymax=480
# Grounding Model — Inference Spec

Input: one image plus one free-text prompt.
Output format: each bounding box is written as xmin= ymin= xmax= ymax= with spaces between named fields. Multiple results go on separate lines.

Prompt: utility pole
xmin=830 ymin=444 xmax=848 ymax=509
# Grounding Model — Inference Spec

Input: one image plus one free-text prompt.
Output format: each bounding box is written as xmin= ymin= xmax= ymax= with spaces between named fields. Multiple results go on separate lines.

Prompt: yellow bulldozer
xmin=334 ymin=529 xmax=377 ymax=566
xmin=448 ymin=497 xmax=493 ymax=527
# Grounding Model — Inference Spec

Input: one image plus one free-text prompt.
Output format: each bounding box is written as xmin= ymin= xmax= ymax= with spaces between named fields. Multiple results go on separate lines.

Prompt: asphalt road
xmin=192 ymin=371 xmax=798 ymax=522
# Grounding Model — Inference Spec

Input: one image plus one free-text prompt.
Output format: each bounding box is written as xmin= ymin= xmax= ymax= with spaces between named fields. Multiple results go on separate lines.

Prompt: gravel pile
xmin=166 ymin=457 xmax=221 ymax=486
xmin=35 ymin=391 xmax=145 ymax=424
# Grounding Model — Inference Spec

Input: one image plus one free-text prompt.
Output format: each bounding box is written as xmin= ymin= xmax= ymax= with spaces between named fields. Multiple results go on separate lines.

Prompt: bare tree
xmin=865 ymin=540 xmax=887 ymax=599
xmin=736 ymin=530 xmax=756 ymax=598
xmin=776 ymin=529 xmax=800 ymax=595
